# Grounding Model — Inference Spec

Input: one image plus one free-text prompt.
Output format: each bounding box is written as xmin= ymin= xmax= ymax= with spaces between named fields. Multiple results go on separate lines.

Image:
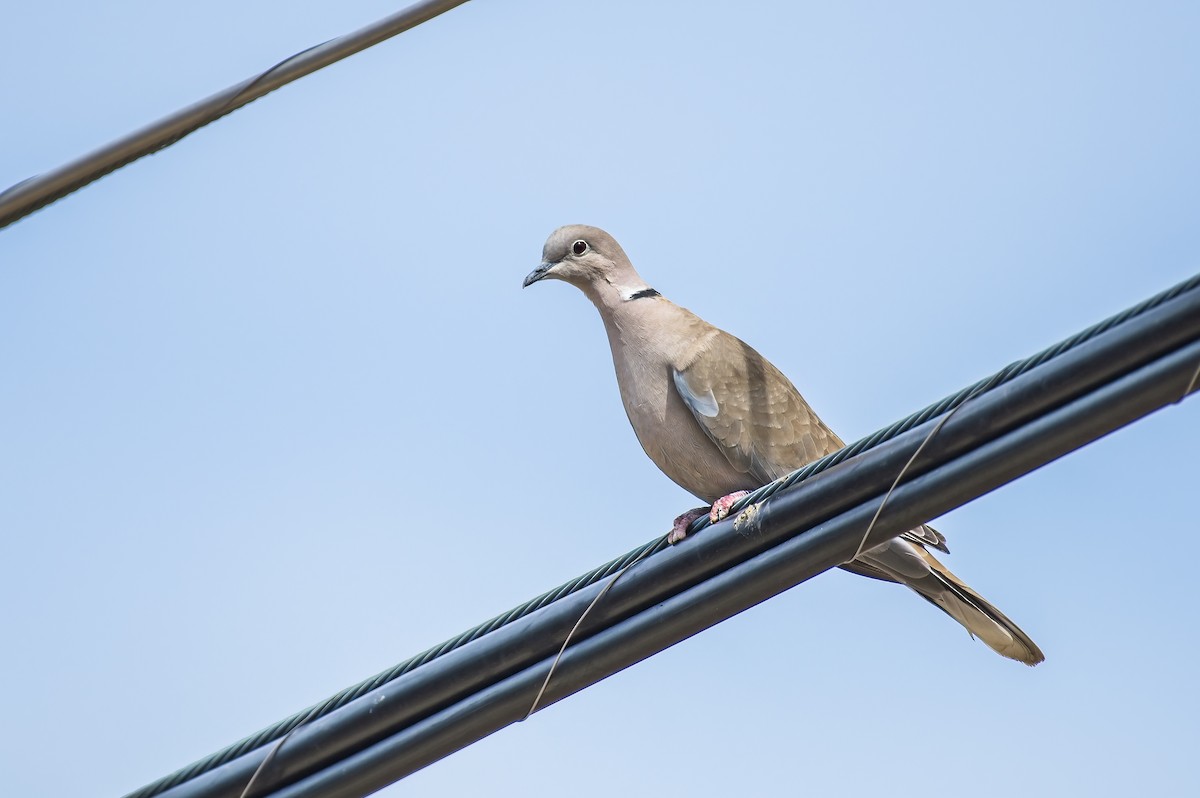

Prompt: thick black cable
xmin=127 ymin=270 xmax=1200 ymax=798
xmin=0 ymin=0 xmax=472 ymax=231
xmin=266 ymin=335 xmax=1200 ymax=798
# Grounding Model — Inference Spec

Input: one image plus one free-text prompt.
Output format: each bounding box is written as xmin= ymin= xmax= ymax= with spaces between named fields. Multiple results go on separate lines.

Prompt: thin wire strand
xmin=237 ymin=726 xmax=299 ymax=798
xmin=1178 ymin=358 xmax=1200 ymax=402
xmin=851 ymin=386 xmax=985 ymax=561
xmin=524 ymin=544 xmax=656 ymax=719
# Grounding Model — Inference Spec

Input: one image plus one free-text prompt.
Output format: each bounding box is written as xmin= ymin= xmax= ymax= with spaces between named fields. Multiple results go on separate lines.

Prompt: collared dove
xmin=524 ymin=224 xmax=1044 ymax=666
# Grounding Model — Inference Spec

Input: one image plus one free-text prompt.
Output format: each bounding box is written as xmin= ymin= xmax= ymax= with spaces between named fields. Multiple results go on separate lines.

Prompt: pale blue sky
xmin=3 ymin=2 xmax=1199 ymax=796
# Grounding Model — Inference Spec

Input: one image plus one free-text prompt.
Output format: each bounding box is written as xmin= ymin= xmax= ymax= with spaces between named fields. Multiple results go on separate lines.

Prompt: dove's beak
xmin=522 ymin=261 xmax=556 ymax=288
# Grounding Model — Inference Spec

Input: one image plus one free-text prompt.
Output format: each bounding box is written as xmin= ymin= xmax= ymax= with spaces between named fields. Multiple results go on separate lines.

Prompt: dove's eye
xmin=572 ymin=240 xmax=588 ymax=256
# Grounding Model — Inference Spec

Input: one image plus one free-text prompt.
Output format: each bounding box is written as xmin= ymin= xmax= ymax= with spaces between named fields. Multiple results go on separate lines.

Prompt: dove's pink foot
xmin=668 ymin=491 xmax=753 ymax=544
xmin=669 ymin=507 xmax=709 ymax=544
xmin=709 ymin=491 xmax=751 ymax=524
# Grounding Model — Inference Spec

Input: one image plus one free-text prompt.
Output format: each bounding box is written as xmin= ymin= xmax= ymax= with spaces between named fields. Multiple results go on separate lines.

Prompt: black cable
xmin=127 ymin=271 xmax=1200 ymax=798
xmin=268 ymin=335 xmax=1200 ymax=798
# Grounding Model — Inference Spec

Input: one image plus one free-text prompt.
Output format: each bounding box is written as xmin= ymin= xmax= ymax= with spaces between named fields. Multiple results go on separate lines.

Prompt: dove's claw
xmin=668 ymin=507 xmax=710 ymax=544
xmin=709 ymin=491 xmax=751 ymax=524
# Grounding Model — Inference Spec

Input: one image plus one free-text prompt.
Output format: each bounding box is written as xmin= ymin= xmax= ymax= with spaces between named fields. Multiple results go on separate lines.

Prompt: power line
xmin=0 ymin=0 xmax=472 ymax=231
xmin=269 ymin=336 xmax=1200 ymax=798
xmin=128 ymin=272 xmax=1200 ymax=798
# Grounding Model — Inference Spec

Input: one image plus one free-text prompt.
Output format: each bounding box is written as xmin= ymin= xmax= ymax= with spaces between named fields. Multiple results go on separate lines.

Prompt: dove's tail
xmin=853 ymin=539 xmax=1045 ymax=666
xmin=910 ymin=549 xmax=1045 ymax=666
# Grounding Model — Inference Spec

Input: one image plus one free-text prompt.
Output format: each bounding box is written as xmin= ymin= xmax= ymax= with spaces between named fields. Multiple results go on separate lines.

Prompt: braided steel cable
xmin=126 ymin=269 xmax=1200 ymax=798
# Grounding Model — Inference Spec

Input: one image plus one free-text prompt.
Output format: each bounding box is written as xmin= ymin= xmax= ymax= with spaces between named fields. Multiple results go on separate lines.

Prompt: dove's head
xmin=523 ymin=225 xmax=651 ymax=305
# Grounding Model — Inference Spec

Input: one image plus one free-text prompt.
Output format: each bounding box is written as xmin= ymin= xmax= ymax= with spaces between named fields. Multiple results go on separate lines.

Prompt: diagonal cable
xmin=124 ymin=270 xmax=1200 ymax=798
xmin=0 ymin=0 xmax=472 ymax=231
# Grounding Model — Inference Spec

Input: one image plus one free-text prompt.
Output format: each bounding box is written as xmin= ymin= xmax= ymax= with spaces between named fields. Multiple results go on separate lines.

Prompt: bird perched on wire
xmin=523 ymin=224 xmax=1043 ymax=665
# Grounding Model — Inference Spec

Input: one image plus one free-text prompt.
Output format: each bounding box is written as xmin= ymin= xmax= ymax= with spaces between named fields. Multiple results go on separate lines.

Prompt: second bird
xmin=523 ymin=224 xmax=1043 ymax=666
